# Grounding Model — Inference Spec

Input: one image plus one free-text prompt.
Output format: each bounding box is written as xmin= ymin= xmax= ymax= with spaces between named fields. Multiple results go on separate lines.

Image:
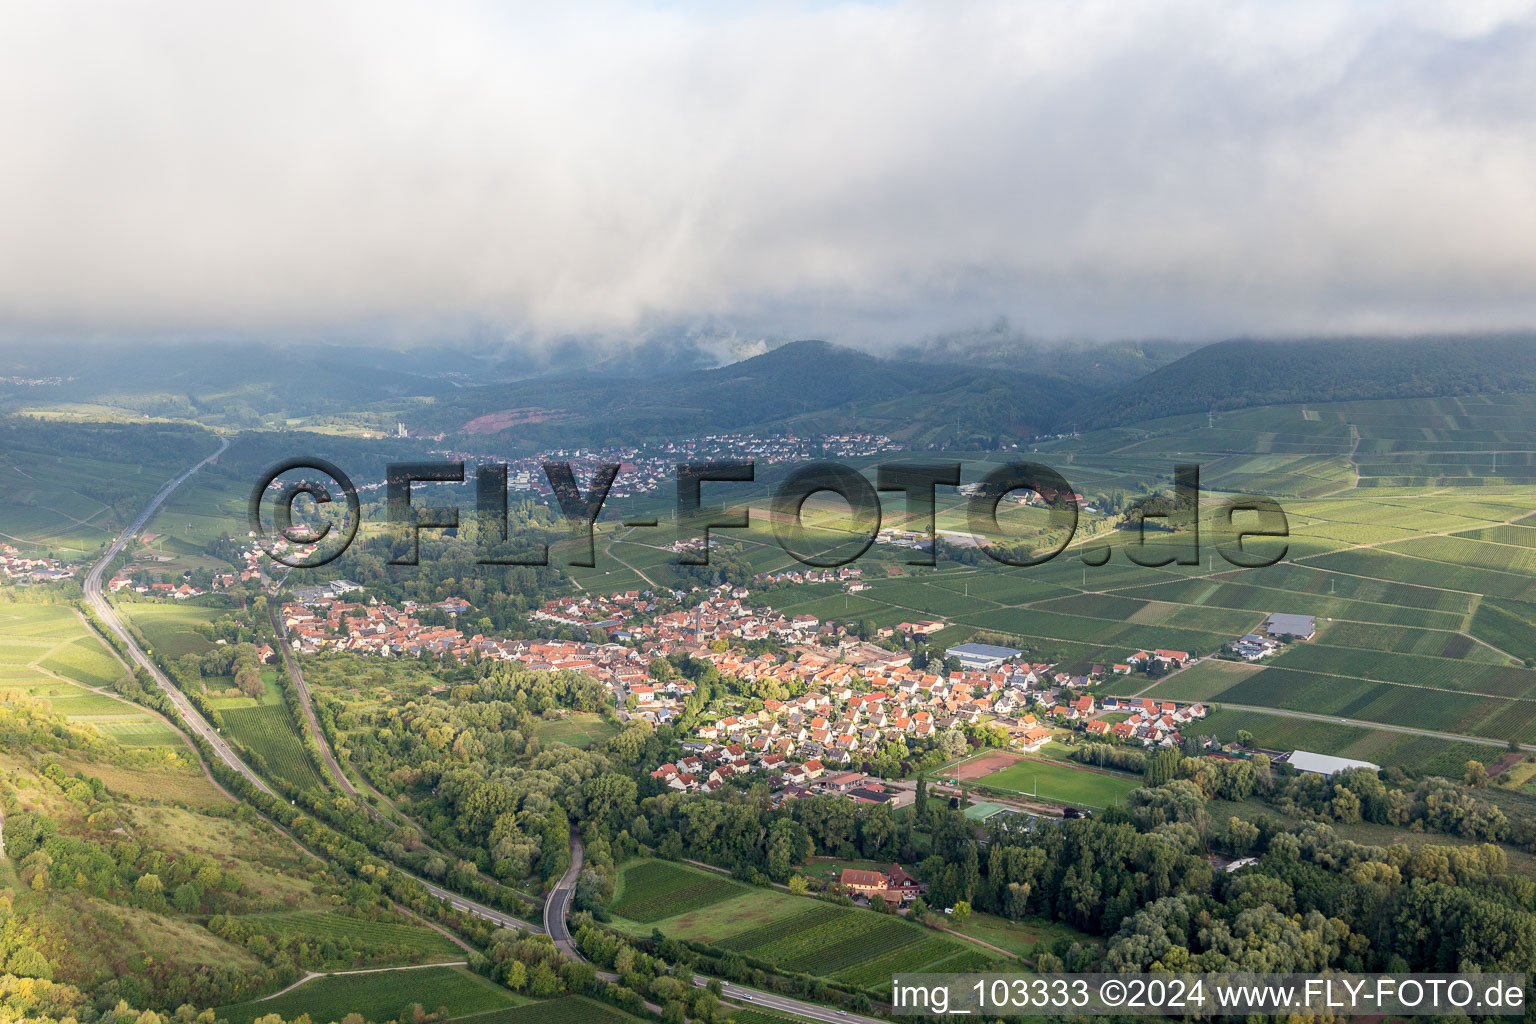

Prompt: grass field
xmin=974 ymin=757 xmax=1141 ymax=809
xmin=947 ymin=910 xmax=1099 ymax=959
xmin=236 ymin=909 xmax=464 ymax=963
xmin=218 ymin=965 xmax=518 ymax=1024
xmin=531 ymin=711 xmax=619 ymax=749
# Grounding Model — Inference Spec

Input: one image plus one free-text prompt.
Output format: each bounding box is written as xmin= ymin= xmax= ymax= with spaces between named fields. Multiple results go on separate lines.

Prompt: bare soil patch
xmin=949 ymin=751 xmax=1024 ymax=781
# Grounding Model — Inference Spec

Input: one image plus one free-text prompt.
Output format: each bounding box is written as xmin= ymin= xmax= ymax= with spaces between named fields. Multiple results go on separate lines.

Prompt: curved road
xmin=82 ymin=437 xmax=540 ymax=933
xmin=543 ymin=836 xmax=885 ymax=1024
xmin=543 ymin=832 xmax=584 ymax=957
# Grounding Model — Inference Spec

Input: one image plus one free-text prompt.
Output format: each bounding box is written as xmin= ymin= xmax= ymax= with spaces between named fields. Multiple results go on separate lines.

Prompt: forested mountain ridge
xmin=10 ymin=332 xmax=1536 ymax=440
xmin=425 ymin=339 xmax=1102 ymax=446
xmin=1071 ymin=334 xmax=1536 ymax=428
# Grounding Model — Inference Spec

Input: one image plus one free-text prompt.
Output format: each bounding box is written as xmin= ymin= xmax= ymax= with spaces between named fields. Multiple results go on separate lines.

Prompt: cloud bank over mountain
xmin=3 ymin=0 xmax=1536 ymax=346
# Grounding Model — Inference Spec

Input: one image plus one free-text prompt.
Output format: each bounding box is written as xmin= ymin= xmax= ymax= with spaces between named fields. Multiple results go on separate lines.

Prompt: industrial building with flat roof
xmin=1286 ymin=750 xmax=1378 ymax=777
xmin=1265 ymin=613 xmax=1316 ymax=639
xmin=945 ymin=641 xmax=1023 ymax=670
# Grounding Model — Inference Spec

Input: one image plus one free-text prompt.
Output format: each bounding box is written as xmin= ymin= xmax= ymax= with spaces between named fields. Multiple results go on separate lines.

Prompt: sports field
xmin=964 ymin=754 xmax=1141 ymax=809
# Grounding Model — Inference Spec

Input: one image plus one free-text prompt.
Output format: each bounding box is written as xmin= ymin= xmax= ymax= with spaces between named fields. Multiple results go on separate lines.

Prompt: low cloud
xmin=2 ymin=0 xmax=1536 ymax=345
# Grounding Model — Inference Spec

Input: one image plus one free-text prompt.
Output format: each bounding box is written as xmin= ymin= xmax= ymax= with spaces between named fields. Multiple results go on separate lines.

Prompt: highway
xmin=79 ymin=437 xmax=276 ymax=796
xmin=82 ymin=438 xmax=541 ymax=934
xmin=92 ymin=442 xmax=884 ymax=1020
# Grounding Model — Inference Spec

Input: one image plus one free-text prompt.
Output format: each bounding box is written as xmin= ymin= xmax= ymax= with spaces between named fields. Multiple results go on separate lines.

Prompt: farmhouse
xmin=839 ymin=868 xmax=891 ymax=897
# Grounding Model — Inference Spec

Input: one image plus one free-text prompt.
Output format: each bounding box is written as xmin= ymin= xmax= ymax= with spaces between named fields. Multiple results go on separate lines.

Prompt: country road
xmin=543 ymin=832 xmax=584 ymax=957
xmin=82 ymin=437 xmax=542 ymax=934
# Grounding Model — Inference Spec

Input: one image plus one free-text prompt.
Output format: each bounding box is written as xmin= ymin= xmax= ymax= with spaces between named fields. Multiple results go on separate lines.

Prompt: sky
xmin=3 ymin=0 xmax=1536 ymax=350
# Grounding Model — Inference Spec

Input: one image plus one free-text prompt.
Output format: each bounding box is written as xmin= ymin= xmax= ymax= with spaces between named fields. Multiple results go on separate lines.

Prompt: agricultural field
xmin=217 ymin=965 xmax=520 ymax=1024
xmin=608 ymin=864 xmax=813 ymax=944
xmin=719 ymin=1010 xmax=801 ymax=1024
xmin=1126 ymin=659 xmax=1260 ymax=700
xmin=455 ymin=996 xmax=646 ymax=1024
xmin=1471 ymin=597 xmax=1536 ymax=665
xmin=715 ymin=902 xmax=1008 ymax=990
xmin=610 ymin=859 xmax=749 ymax=922
xmin=1196 ymin=709 xmax=1500 ymax=777
xmin=0 ymin=444 xmax=183 ymax=557
xmin=117 ymin=600 xmax=226 ymax=657
xmin=0 ymin=602 xmax=182 ymax=748
xmin=220 ymin=704 xmax=330 ymax=791
xmin=1151 ymin=662 xmax=1536 ymax=744
xmin=607 ymin=860 xmax=1008 ymax=992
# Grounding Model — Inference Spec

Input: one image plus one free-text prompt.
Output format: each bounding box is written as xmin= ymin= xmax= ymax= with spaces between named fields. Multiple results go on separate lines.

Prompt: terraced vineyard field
xmin=1471 ymin=598 xmax=1536 ymax=664
xmin=39 ymin=635 xmax=128 ymax=688
xmin=117 ymin=601 xmax=226 ymax=658
xmin=1154 ymin=662 xmax=1536 ymax=744
xmin=93 ymin=719 xmax=183 ymax=747
xmin=611 ymin=860 xmax=748 ymax=922
xmin=0 ymin=603 xmax=181 ymax=747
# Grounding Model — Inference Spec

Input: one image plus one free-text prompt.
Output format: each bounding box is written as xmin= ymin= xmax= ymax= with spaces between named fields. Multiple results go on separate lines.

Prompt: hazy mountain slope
xmin=1071 ymin=334 xmax=1536 ymax=428
xmin=430 ymin=339 xmax=1100 ymax=446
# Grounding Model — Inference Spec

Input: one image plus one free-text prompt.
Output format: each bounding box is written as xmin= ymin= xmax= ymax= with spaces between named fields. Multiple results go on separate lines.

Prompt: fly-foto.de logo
xmin=248 ymin=459 xmax=1288 ymax=571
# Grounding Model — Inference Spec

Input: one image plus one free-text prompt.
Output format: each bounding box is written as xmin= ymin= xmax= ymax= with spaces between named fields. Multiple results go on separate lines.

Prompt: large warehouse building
xmin=945 ymin=642 xmax=1023 ymax=670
